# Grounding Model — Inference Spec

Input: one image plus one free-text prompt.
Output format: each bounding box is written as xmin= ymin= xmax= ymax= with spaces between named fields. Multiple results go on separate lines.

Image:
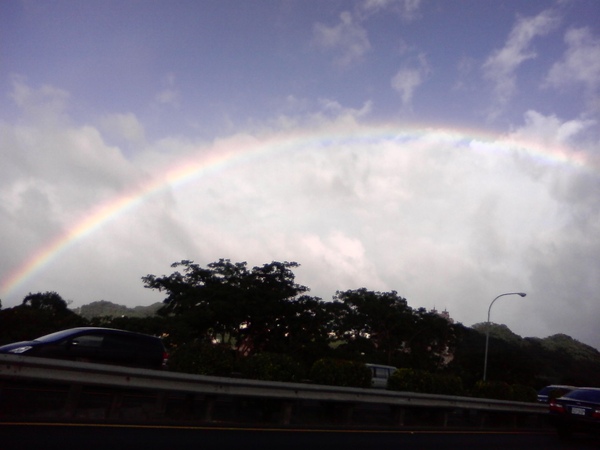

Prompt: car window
xmin=71 ymin=335 xmax=104 ymax=348
xmin=103 ymin=334 xmax=139 ymax=350
xmin=564 ymin=389 xmax=600 ymax=403
xmin=538 ymin=387 xmax=551 ymax=395
xmin=370 ymin=366 xmax=394 ymax=379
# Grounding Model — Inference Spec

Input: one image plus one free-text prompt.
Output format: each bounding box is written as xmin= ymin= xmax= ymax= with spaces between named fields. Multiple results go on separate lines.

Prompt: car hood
xmin=0 ymin=340 xmax=39 ymax=352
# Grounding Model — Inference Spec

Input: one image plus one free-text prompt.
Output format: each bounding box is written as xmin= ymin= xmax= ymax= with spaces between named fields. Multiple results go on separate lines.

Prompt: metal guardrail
xmin=0 ymin=354 xmax=547 ymax=427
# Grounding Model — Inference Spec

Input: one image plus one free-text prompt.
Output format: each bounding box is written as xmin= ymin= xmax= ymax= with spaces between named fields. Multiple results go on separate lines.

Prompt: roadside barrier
xmin=0 ymin=354 xmax=547 ymax=428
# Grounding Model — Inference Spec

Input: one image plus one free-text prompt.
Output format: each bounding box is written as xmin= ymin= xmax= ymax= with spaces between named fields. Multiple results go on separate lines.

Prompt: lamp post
xmin=482 ymin=292 xmax=526 ymax=381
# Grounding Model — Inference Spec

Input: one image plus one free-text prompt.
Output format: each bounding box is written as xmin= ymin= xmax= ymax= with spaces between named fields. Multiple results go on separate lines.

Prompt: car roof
xmin=539 ymin=384 xmax=577 ymax=390
xmin=35 ymin=327 xmax=160 ymax=343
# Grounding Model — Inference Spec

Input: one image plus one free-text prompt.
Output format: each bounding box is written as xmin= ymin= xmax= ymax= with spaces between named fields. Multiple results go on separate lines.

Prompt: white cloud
xmin=2 ymin=80 xmax=600 ymax=350
xmin=9 ymin=76 xmax=70 ymax=125
xmin=100 ymin=113 xmax=146 ymax=145
xmin=317 ymin=98 xmax=372 ymax=120
xmin=155 ymin=73 xmax=181 ymax=107
xmin=545 ymin=27 xmax=600 ymax=107
xmin=313 ymin=11 xmax=371 ymax=66
xmin=361 ymin=0 xmax=421 ymax=20
xmin=510 ymin=110 xmax=594 ymax=145
xmin=269 ymin=97 xmax=372 ymax=132
xmin=482 ymin=9 xmax=560 ymax=117
xmin=391 ymin=68 xmax=422 ymax=106
xmin=156 ymin=88 xmax=180 ymax=107
xmin=391 ymin=54 xmax=429 ymax=107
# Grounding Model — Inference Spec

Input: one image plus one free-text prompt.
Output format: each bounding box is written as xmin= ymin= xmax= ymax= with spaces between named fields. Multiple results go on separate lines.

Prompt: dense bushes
xmin=309 ymin=358 xmax=372 ymax=388
xmin=510 ymin=384 xmax=537 ymax=402
xmin=472 ymin=381 xmax=537 ymax=402
xmin=386 ymin=370 xmax=536 ymax=401
xmin=168 ymin=345 xmax=306 ymax=382
xmin=241 ymin=352 xmax=305 ymax=382
xmin=387 ymin=368 xmax=464 ymax=395
xmin=168 ymin=342 xmax=235 ymax=376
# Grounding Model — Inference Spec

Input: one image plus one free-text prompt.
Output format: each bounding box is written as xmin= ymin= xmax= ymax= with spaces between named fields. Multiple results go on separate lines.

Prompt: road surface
xmin=1 ymin=423 xmax=598 ymax=450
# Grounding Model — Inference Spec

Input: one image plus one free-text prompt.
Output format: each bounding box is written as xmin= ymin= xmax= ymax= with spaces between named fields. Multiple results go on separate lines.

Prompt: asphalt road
xmin=1 ymin=423 xmax=598 ymax=450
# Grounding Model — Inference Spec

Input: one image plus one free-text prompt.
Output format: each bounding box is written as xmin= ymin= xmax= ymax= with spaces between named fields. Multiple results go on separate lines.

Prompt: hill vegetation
xmin=73 ymin=300 xmax=162 ymax=319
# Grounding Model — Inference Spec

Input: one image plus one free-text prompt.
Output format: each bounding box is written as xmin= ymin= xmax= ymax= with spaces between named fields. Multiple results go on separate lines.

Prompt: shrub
xmin=510 ymin=384 xmax=537 ymax=402
xmin=388 ymin=369 xmax=464 ymax=395
xmin=168 ymin=342 xmax=235 ymax=376
xmin=241 ymin=352 xmax=305 ymax=382
xmin=431 ymin=373 xmax=464 ymax=395
xmin=471 ymin=381 xmax=537 ymax=401
xmin=472 ymin=380 xmax=512 ymax=400
xmin=309 ymin=358 xmax=371 ymax=388
xmin=387 ymin=368 xmax=434 ymax=393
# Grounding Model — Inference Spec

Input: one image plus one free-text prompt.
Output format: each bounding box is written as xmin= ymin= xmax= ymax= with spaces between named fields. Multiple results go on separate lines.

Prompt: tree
xmin=142 ymin=259 xmax=313 ymax=354
xmin=22 ymin=291 xmax=70 ymax=312
xmin=0 ymin=292 xmax=85 ymax=344
xmin=332 ymin=289 xmax=414 ymax=365
xmin=404 ymin=308 xmax=457 ymax=371
xmin=255 ymin=294 xmax=339 ymax=367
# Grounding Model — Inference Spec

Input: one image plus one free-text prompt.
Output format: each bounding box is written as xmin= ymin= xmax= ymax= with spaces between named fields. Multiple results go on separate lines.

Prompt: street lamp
xmin=482 ymin=292 xmax=526 ymax=381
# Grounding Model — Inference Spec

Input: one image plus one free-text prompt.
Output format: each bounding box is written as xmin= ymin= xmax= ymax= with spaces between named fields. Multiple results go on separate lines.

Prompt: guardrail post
xmin=64 ymin=384 xmax=82 ymax=418
xmin=440 ymin=409 xmax=449 ymax=427
xmin=340 ymin=403 xmax=354 ymax=425
xmin=392 ymin=406 xmax=406 ymax=426
xmin=280 ymin=400 xmax=294 ymax=426
xmin=153 ymin=391 xmax=168 ymax=418
xmin=203 ymin=395 xmax=216 ymax=422
xmin=478 ymin=410 xmax=488 ymax=428
xmin=108 ymin=392 xmax=124 ymax=419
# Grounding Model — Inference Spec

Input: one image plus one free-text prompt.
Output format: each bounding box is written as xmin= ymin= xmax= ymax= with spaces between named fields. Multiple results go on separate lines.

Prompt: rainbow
xmin=0 ymin=122 xmax=594 ymax=300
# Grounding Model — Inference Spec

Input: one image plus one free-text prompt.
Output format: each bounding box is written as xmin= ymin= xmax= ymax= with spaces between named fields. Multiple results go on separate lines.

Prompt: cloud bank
xmin=1 ymin=78 xmax=599 ymax=350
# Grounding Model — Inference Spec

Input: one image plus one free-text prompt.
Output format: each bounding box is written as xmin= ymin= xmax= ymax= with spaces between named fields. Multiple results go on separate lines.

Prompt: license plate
xmin=571 ymin=407 xmax=586 ymax=416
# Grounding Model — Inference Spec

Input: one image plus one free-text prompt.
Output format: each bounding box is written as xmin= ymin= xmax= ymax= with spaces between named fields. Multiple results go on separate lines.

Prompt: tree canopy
xmin=142 ymin=259 xmax=322 ymax=355
xmin=0 ymin=291 xmax=84 ymax=343
xmin=141 ymin=261 xmax=457 ymax=371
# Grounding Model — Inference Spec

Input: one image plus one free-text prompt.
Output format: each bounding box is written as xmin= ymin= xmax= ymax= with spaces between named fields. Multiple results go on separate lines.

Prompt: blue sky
xmin=1 ymin=0 xmax=600 ymax=349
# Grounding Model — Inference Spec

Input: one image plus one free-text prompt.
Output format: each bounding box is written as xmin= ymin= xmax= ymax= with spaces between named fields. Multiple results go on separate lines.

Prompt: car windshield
xmin=564 ymin=389 xmax=600 ymax=403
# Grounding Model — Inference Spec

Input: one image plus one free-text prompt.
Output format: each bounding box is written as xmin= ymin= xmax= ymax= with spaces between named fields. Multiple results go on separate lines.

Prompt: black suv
xmin=0 ymin=327 xmax=168 ymax=370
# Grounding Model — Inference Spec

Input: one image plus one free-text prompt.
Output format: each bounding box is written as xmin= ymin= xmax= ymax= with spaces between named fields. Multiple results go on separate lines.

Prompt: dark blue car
xmin=549 ymin=387 xmax=600 ymax=439
xmin=0 ymin=327 xmax=168 ymax=370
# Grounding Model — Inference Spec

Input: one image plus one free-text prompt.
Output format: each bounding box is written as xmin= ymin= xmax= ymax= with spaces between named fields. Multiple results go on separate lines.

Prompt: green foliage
xmin=75 ymin=300 xmax=162 ymax=319
xmin=241 ymin=352 xmax=305 ymax=382
xmin=309 ymin=358 xmax=371 ymax=388
xmin=472 ymin=380 xmax=513 ymax=400
xmin=472 ymin=322 xmax=523 ymax=345
xmin=472 ymin=381 xmax=537 ymax=402
xmin=0 ymin=292 xmax=86 ymax=344
xmin=510 ymin=384 xmax=537 ymax=402
xmin=387 ymin=369 xmax=464 ymax=395
xmin=3 ymin=261 xmax=600 ymax=395
xmin=142 ymin=259 xmax=312 ymax=355
xmin=168 ymin=342 xmax=235 ymax=376
xmin=332 ymin=289 xmax=413 ymax=365
xmin=388 ymin=368 xmax=433 ymax=393
xmin=541 ymin=334 xmax=600 ymax=361
xmin=331 ymin=289 xmax=457 ymax=371
xmin=430 ymin=372 xmax=464 ymax=395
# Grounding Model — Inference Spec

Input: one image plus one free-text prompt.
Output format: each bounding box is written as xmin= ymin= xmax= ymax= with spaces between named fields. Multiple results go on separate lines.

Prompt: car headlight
xmin=9 ymin=346 xmax=33 ymax=354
